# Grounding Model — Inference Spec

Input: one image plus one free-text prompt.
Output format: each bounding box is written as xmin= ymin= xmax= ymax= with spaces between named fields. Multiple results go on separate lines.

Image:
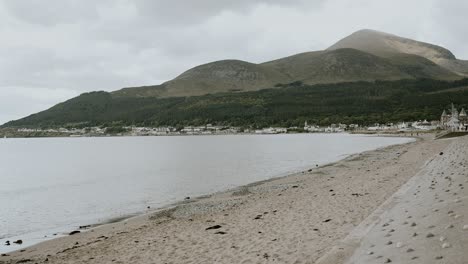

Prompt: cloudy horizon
xmin=0 ymin=0 xmax=467 ymax=124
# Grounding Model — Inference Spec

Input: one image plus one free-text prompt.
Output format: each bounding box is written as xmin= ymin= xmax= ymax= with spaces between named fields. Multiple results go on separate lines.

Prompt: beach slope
xmin=317 ymin=136 xmax=468 ymax=264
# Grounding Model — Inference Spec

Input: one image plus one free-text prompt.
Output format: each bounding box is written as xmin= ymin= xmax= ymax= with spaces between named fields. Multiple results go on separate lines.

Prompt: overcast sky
xmin=0 ymin=0 xmax=467 ymax=124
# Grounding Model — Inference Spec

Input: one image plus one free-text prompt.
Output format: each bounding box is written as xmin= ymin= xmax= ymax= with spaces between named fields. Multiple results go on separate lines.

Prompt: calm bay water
xmin=0 ymin=134 xmax=412 ymax=252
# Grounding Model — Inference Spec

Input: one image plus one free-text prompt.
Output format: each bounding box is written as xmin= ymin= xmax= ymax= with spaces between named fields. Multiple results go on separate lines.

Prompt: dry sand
xmin=1 ymin=134 xmax=465 ymax=264
xmin=317 ymin=135 xmax=468 ymax=264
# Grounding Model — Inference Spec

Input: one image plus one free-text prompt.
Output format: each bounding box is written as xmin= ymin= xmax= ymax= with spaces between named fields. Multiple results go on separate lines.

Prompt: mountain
xmin=3 ymin=29 xmax=468 ymax=128
xmin=114 ymin=60 xmax=290 ymax=98
xmin=115 ymin=47 xmax=460 ymax=99
xmin=328 ymin=29 xmax=468 ymax=76
xmin=114 ymin=46 xmax=460 ymax=98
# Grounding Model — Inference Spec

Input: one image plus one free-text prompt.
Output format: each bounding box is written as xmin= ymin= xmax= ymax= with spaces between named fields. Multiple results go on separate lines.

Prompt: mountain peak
xmin=328 ymin=29 xmax=456 ymax=62
xmin=352 ymin=28 xmax=391 ymax=35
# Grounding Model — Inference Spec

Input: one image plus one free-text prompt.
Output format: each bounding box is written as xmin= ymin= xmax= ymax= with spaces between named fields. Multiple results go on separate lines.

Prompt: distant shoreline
xmin=0 ymin=129 xmax=436 ymax=139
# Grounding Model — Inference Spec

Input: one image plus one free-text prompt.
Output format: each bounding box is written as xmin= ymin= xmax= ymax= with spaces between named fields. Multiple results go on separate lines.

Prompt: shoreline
xmin=2 ymin=134 xmax=450 ymax=264
xmin=0 ymin=129 xmax=435 ymax=139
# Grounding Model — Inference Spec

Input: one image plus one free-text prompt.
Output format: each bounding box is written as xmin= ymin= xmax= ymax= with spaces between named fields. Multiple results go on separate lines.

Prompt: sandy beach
xmin=1 ymin=134 xmax=466 ymax=264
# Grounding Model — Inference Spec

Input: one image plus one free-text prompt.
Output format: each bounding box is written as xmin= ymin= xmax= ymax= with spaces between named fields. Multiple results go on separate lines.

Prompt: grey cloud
xmin=2 ymin=0 xmax=101 ymax=25
xmin=430 ymin=0 xmax=468 ymax=58
xmin=132 ymin=0 xmax=318 ymax=25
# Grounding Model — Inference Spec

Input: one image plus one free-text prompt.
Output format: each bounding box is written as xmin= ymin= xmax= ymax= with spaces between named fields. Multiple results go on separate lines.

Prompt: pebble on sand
xmin=426 ymin=233 xmax=435 ymax=238
xmin=205 ymin=225 xmax=222 ymax=230
xmin=441 ymin=242 xmax=451 ymax=248
xmin=463 ymin=224 xmax=468 ymax=230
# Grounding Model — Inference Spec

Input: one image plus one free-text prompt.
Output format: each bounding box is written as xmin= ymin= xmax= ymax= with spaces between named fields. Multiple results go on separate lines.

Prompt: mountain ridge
xmin=111 ymin=29 xmax=464 ymax=98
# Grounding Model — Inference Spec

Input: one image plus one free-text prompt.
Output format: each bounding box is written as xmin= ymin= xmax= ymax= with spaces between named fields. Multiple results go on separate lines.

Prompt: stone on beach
xmin=441 ymin=242 xmax=451 ymax=248
xmin=205 ymin=225 xmax=222 ymax=230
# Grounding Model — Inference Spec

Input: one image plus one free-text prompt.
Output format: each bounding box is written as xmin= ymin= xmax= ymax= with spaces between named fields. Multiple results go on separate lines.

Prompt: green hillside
xmin=4 ymin=78 xmax=468 ymax=129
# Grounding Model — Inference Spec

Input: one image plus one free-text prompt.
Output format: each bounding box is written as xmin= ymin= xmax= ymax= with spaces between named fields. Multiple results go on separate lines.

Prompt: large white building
xmin=441 ymin=103 xmax=468 ymax=131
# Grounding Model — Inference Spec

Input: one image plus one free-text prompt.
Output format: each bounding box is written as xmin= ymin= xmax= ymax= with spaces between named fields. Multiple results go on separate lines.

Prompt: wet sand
xmin=2 ymin=134 xmax=464 ymax=264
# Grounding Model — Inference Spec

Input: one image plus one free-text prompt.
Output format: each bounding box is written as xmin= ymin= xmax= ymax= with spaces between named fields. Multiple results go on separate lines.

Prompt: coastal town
xmin=3 ymin=104 xmax=467 ymax=138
